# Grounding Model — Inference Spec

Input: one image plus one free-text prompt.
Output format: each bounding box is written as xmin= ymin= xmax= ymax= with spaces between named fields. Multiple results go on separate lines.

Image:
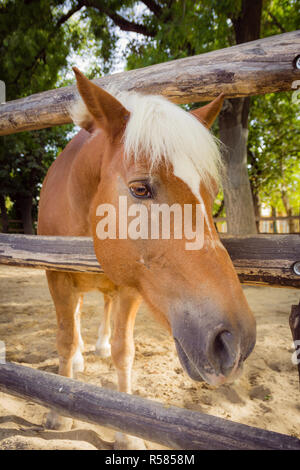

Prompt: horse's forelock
xmin=69 ymin=88 xmax=223 ymax=199
xmin=121 ymin=92 xmax=223 ymax=200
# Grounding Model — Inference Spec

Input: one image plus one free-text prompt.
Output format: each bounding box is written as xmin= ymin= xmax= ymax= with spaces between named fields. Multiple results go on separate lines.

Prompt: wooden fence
xmin=1 ymin=215 xmax=299 ymax=235
xmin=0 ymin=30 xmax=299 ymax=135
xmin=0 ymin=31 xmax=300 ymax=449
xmin=0 ymin=362 xmax=299 ymax=450
xmin=0 ymin=233 xmax=300 ymax=288
xmin=215 ymin=215 xmax=300 ymax=234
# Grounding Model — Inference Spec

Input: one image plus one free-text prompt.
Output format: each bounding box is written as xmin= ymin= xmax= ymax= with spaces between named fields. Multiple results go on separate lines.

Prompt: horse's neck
xmin=38 ymin=129 xmax=103 ymax=237
xmin=66 ymin=131 xmax=103 ymax=235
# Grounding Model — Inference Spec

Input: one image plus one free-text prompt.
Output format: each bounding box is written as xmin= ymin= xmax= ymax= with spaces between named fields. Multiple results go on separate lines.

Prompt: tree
xmin=0 ymin=0 xmax=81 ymax=232
xmin=216 ymin=0 xmax=262 ymax=234
xmin=55 ymin=0 xmax=298 ymax=234
xmin=0 ymin=126 xmax=72 ymax=233
xmin=0 ymin=0 xmax=76 ymax=101
xmin=1 ymin=0 xmax=299 ymax=234
xmin=248 ymin=92 xmax=300 ymax=233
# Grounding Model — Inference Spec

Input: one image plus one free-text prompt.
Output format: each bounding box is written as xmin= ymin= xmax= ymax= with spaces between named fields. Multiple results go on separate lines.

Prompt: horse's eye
xmin=129 ymin=181 xmax=153 ymax=199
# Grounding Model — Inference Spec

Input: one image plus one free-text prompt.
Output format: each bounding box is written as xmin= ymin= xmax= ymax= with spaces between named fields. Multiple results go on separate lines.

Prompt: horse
xmin=37 ymin=67 xmax=256 ymax=449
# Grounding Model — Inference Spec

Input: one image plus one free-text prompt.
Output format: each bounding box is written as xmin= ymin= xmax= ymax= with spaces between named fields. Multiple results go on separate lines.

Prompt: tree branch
xmin=106 ymin=10 xmax=156 ymax=36
xmin=10 ymin=1 xmax=85 ymax=89
xmin=141 ymin=0 xmax=163 ymax=17
xmin=213 ymin=198 xmax=224 ymax=218
xmin=83 ymin=0 xmax=157 ymax=37
xmin=56 ymin=0 xmax=85 ymax=27
xmin=268 ymin=11 xmax=286 ymax=34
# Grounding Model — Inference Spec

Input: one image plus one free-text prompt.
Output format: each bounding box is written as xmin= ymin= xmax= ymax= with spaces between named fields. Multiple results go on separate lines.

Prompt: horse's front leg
xmin=95 ymin=294 xmax=112 ymax=357
xmin=44 ymin=271 xmax=82 ymax=430
xmin=110 ymin=287 xmax=145 ymax=450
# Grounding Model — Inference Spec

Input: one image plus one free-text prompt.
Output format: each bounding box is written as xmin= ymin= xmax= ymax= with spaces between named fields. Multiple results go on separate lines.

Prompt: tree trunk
xmin=0 ymin=195 xmax=9 ymax=233
xmin=248 ymin=149 xmax=261 ymax=233
xmin=16 ymin=195 xmax=34 ymax=234
xmin=219 ymin=0 xmax=262 ymax=235
xmin=271 ymin=206 xmax=277 ymax=234
xmin=252 ymin=190 xmax=261 ymax=233
xmin=281 ymin=190 xmax=297 ymax=233
xmin=219 ymin=97 xmax=257 ymax=234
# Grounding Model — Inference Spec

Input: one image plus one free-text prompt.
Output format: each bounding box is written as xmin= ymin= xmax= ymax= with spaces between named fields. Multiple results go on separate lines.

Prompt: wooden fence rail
xmin=0 ymin=31 xmax=299 ymax=135
xmin=214 ymin=216 xmax=300 ymax=222
xmin=0 ymin=362 xmax=299 ymax=450
xmin=0 ymin=31 xmax=299 ymax=450
xmin=0 ymin=233 xmax=299 ymax=288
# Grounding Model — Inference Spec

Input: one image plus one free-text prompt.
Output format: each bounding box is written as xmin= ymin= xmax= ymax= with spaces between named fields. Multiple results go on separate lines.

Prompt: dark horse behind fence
xmin=37 ymin=68 xmax=256 ymax=449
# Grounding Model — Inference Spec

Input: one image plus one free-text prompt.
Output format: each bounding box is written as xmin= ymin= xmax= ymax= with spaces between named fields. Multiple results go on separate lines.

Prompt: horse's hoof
xmin=44 ymin=411 xmax=73 ymax=431
xmin=114 ymin=432 xmax=146 ymax=450
xmin=95 ymin=343 xmax=111 ymax=358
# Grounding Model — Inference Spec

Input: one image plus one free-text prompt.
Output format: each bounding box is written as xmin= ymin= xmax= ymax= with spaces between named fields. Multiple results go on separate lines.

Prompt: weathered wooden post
xmin=0 ymin=31 xmax=299 ymax=136
xmin=289 ymin=299 xmax=300 ymax=386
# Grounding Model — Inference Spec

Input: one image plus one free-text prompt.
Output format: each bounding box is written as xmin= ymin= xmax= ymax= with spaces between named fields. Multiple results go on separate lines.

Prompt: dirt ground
xmin=0 ymin=265 xmax=299 ymax=450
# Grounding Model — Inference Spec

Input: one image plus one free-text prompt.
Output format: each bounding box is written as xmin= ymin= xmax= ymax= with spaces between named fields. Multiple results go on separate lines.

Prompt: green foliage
xmin=248 ymin=92 xmax=300 ymax=212
xmin=261 ymin=0 xmax=300 ymax=36
xmin=117 ymin=0 xmax=299 ymax=216
xmin=125 ymin=1 xmax=232 ymax=70
xmin=0 ymin=125 xmax=72 ymax=219
xmin=0 ymin=0 xmax=69 ymax=100
xmin=0 ymin=0 xmax=299 ymax=229
xmin=0 ymin=0 xmax=77 ymax=224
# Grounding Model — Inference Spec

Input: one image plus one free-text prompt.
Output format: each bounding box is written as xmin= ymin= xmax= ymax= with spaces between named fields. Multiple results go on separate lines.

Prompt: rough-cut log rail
xmin=0 ymin=362 xmax=299 ymax=450
xmin=221 ymin=234 xmax=300 ymax=288
xmin=0 ymin=233 xmax=299 ymax=288
xmin=0 ymin=31 xmax=299 ymax=136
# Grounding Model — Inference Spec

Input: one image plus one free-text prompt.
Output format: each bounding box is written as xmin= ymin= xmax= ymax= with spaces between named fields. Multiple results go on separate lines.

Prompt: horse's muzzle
xmin=172 ymin=315 xmax=256 ymax=386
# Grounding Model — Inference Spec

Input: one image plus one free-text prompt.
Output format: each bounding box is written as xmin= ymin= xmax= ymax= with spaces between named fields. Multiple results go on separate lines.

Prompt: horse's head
xmin=72 ymin=68 xmax=256 ymax=386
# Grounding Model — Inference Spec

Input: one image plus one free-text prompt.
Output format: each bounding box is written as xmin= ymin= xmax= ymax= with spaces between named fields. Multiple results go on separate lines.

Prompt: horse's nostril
xmin=243 ymin=337 xmax=256 ymax=362
xmin=211 ymin=330 xmax=237 ymax=376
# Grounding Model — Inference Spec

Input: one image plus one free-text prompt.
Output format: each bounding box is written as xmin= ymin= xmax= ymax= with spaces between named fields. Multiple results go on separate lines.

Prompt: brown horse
xmin=38 ymin=68 xmax=256 ymax=449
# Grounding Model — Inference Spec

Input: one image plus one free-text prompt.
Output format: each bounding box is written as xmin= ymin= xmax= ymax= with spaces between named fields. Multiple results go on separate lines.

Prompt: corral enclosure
xmin=0 ymin=265 xmax=299 ymax=450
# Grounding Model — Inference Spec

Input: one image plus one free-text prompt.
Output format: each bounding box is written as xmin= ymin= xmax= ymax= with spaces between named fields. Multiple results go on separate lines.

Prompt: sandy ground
xmin=0 ymin=265 xmax=299 ymax=450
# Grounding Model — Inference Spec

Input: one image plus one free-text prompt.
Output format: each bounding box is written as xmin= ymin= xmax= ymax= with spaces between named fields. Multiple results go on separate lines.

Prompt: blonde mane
xmin=70 ymin=89 xmax=222 ymax=200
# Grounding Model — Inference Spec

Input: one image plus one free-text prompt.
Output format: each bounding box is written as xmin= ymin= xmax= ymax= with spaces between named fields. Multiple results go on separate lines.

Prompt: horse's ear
xmin=190 ymin=93 xmax=225 ymax=128
xmin=72 ymin=67 xmax=129 ymax=139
